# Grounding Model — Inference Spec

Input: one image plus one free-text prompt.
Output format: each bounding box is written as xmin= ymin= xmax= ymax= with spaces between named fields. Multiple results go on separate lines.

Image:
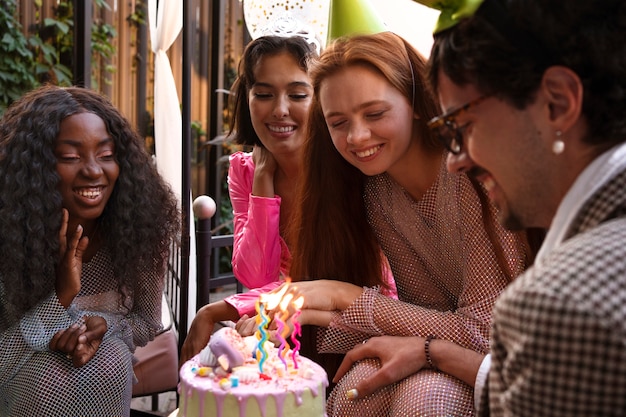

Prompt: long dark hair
xmin=0 ymin=85 xmax=180 ymax=330
xmin=228 ymin=35 xmax=318 ymax=147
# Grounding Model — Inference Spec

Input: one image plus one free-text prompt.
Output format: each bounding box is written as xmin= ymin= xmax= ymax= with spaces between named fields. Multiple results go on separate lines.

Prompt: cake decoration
xmin=177 ymin=286 xmax=328 ymax=417
xmin=198 ymin=327 xmax=248 ymax=372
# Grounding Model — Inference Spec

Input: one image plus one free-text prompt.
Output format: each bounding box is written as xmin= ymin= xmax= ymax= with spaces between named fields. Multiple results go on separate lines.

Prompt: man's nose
xmin=446 ymin=149 xmax=473 ymax=174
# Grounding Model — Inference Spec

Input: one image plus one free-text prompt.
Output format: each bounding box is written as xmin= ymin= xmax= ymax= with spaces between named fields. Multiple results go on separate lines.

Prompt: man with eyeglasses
xmin=425 ymin=0 xmax=626 ymax=415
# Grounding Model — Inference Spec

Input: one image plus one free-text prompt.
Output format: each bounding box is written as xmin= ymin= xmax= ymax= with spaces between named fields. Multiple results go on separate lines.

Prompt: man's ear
xmin=541 ymin=66 xmax=583 ymax=132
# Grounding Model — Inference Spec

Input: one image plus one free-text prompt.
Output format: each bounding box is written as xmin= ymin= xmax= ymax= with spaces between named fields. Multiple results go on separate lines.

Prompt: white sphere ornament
xmin=193 ymin=195 xmax=217 ymax=220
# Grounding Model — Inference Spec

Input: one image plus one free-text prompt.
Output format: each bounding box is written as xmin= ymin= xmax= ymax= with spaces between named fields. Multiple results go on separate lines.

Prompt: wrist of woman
xmin=252 ymin=169 xmax=275 ymax=198
xmin=424 ymin=335 xmax=437 ymax=370
xmin=196 ymin=301 xmax=240 ymax=327
xmin=421 ymin=337 xmax=485 ymax=387
xmin=337 ymin=283 xmax=365 ymax=311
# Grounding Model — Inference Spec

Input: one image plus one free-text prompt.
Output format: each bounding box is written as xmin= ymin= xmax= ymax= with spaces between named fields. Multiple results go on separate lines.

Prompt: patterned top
xmin=324 ymin=159 xmax=531 ymax=416
xmin=486 ymin=167 xmax=626 ymax=416
xmin=0 ymin=249 xmax=163 ymax=417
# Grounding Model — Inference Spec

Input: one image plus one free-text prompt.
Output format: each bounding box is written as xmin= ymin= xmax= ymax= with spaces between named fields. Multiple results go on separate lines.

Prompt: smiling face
xmin=248 ymin=51 xmax=313 ymax=157
xmin=436 ymin=72 xmax=558 ymax=230
xmin=319 ymin=64 xmax=416 ymax=177
xmin=54 ymin=112 xmax=119 ymax=230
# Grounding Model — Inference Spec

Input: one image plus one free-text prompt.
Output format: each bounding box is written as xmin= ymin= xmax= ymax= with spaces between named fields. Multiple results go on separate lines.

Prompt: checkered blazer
xmin=483 ymin=167 xmax=626 ymax=416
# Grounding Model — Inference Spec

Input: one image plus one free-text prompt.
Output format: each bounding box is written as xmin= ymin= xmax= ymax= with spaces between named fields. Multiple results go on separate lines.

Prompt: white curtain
xmin=148 ymin=0 xmax=197 ymax=325
xmin=148 ymin=0 xmax=182 ymax=197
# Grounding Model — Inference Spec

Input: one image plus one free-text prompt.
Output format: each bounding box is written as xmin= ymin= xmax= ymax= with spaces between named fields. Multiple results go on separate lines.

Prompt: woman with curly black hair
xmin=0 ymin=85 xmax=180 ymax=416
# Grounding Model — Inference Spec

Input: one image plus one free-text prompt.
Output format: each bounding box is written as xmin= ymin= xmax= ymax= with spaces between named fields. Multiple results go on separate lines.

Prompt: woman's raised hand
xmin=55 ymin=209 xmax=90 ymax=308
xmin=251 ymin=145 xmax=278 ymax=198
xmin=252 ymin=145 xmax=278 ymax=177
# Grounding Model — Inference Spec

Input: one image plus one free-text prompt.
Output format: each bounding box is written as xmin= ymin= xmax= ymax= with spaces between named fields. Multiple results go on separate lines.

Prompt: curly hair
xmin=228 ymin=35 xmax=318 ymax=147
xmin=428 ymin=0 xmax=626 ymax=148
xmin=0 ymin=85 xmax=180 ymax=330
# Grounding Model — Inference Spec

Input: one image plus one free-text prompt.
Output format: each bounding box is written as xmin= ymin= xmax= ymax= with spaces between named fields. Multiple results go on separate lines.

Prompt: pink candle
xmin=276 ymin=294 xmax=294 ymax=370
xmin=290 ymin=296 xmax=304 ymax=368
xmin=275 ymin=313 xmax=288 ymax=370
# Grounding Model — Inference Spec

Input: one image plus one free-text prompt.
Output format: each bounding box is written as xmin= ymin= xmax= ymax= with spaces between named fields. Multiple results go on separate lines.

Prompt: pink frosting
xmin=178 ymin=348 xmax=328 ymax=417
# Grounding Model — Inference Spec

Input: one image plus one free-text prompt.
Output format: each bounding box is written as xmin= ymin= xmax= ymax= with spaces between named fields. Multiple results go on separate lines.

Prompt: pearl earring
xmin=552 ymin=131 xmax=564 ymax=155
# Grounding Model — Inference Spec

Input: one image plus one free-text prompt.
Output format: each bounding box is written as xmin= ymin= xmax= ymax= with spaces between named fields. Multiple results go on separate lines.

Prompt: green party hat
xmin=411 ymin=0 xmax=484 ymax=33
xmin=414 ymin=0 xmax=553 ymax=65
xmin=327 ymin=0 xmax=388 ymax=43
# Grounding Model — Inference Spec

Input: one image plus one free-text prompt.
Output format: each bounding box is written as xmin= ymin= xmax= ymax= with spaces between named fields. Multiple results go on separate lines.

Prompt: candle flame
xmin=260 ymin=282 xmax=289 ymax=310
xmin=293 ymin=296 xmax=304 ymax=309
xmin=279 ymin=293 xmax=294 ymax=311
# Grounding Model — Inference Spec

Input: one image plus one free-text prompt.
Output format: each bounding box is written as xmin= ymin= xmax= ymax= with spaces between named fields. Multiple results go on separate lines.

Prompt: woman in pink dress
xmin=180 ymin=35 xmax=317 ymax=363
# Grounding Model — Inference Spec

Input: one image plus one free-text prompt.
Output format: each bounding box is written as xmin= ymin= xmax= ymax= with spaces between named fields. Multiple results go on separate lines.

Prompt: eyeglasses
xmin=427 ymin=95 xmax=489 ymax=154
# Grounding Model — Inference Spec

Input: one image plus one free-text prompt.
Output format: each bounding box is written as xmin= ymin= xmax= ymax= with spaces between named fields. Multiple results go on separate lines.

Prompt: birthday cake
xmin=177 ymin=327 xmax=328 ymax=417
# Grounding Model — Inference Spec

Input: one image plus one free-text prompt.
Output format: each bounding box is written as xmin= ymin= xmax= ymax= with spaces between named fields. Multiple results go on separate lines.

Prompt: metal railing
xmin=163 ymin=195 xmax=239 ymax=353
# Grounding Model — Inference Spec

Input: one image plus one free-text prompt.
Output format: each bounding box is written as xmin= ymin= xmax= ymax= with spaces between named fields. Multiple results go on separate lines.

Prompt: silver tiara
xmin=258 ymin=14 xmax=322 ymax=54
xmin=243 ymin=0 xmax=330 ymax=53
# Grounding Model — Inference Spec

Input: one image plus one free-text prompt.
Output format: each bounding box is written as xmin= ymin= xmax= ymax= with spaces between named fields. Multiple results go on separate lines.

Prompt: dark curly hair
xmin=0 ymin=85 xmax=180 ymax=330
xmin=228 ymin=35 xmax=318 ymax=147
xmin=428 ymin=0 xmax=626 ymax=148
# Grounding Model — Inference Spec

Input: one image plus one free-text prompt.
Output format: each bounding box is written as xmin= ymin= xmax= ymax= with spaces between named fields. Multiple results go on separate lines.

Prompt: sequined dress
xmin=323 ymin=161 xmax=530 ymax=416
xmin=0 ymin=249 xmax=163 ymax=417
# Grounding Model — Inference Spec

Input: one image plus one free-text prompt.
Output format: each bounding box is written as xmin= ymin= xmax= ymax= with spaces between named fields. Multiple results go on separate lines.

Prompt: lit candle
xmin=290 ymin=296 xmax=304 ymax=369
xmin=276 ymin=293 xmax=294 ymax=370
xmin=255 ymin=285 xmax=289 ymax=374
xmin=255 ymin=299 xmax=269 ymax=373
